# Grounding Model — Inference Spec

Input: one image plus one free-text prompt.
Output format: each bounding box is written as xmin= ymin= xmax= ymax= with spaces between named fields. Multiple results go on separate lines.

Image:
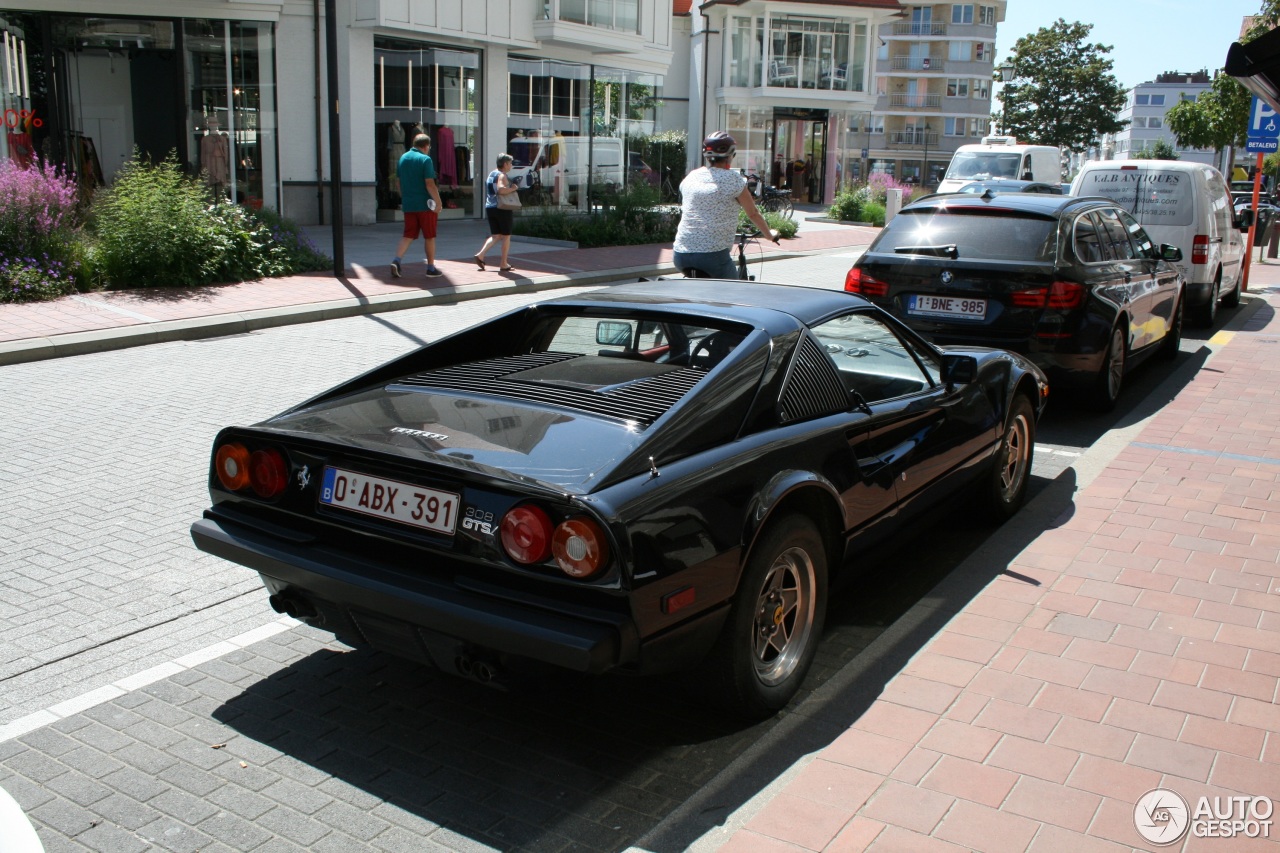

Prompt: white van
xmin=507 ymin=136 xmax=625 ymax=204
xmin=1070 ymin=160 xmax=1245 ymax=325
xmin=935 ymin=137 xmax=1061 ymax=193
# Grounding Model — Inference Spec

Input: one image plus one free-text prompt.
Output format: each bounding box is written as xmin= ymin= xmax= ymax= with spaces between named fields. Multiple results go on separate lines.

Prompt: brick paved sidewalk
xmin=0 ymin=222 xmax=878 ymax=365
xmin=704 ymin=270 xmax=1280 ymax=851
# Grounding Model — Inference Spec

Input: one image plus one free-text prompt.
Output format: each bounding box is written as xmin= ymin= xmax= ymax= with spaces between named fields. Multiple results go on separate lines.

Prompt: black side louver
xmin=393 ymin=354 xmax=705 ymax=426
xmin=778 ymin=333 xmax=848 ymax=424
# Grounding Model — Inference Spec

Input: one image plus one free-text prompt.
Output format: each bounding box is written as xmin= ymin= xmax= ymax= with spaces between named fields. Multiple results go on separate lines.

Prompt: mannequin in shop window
xmin=387 ymin=120 xmax=404 ymax=199
xmin=201 ymin=116 xmax=230 ymax=196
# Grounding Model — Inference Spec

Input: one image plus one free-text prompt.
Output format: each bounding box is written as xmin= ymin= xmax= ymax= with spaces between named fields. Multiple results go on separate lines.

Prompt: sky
xmin=999 ymin=0 xmax=1264 ymax=91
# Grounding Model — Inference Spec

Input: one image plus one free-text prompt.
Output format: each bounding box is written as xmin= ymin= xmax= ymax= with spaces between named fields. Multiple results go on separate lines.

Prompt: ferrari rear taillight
xmin=215 ymin=443 xmax=251 ymax=491
xmin=500 ymin=505 xmax=553 ymax=564
xmin=1192 ymin=234 xmax=1209 ymax=264
xmin=844 ymin=267 xmax=889 ymax=297
xmin=553 ymin=518 xmax=609 ymax=579
xmin=249 ymin=449 xmax=289 ymax=498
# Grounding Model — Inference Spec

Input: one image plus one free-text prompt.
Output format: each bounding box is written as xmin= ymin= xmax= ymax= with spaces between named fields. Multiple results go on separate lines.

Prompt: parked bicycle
xmin=678 ymin=227 xmax=766 ymax=281
xmin=745 ymin=173 xmax=794 ymax=219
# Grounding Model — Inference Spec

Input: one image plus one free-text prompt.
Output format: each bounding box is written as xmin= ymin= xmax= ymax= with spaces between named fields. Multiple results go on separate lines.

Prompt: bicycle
xmin=758 ymin=186 xmax=794 ymax=219
xmin=679 ymin=228 xmax=770 ymax=281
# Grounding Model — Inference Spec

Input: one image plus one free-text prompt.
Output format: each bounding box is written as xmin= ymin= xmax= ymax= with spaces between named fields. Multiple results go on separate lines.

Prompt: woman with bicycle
xmin=673 ymin=131 xmax=780 ymax=280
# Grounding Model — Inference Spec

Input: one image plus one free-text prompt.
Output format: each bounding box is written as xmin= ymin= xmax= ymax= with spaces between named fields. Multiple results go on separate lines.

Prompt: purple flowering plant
xmin=0 ymin=158 xmax=83 ymax=302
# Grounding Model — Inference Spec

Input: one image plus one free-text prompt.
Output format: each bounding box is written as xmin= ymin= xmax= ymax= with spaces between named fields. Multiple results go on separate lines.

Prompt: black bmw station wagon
xmin=846 ymin=192 xmax=1184 ymax=410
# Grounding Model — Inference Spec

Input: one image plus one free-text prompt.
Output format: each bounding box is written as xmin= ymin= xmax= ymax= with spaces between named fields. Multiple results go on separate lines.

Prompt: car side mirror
xmin=1161 ymin=244 xmax=1183 ymax=262
xmin=596 ymin=320 xmax=633 ymax=346
xmin=1236 ymin=208 xmax=1254 ymax=230
xmin=941 ymin=354 xmax=978 ymax=389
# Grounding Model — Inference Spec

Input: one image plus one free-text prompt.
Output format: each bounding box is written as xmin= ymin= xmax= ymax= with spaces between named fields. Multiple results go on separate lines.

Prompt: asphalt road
xmin=0 ymin=250 xmax=1248 ymax=852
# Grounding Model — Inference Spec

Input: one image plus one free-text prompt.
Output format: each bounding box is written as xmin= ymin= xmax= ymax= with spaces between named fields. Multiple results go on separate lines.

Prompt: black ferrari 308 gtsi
xmin=191 ymin=279 xmax=1048 ymax=718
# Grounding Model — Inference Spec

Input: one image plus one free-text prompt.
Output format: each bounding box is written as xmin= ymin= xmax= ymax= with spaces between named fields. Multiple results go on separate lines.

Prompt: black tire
xmin=1158 ymin=292 xmax=1183 ymax=361
xmin=1221 ymin=268 xmax=1242 ymax=309
xmin=776 ymin=197 xmax=794 ymax=219
xmin=696 ymin=514 xmax=827 ymax=720
xmin=1090 ymin=324 xmax=1126 ymax=412
xmin=985 ymin=395 xmax=1036 ymax=522
xmin=1193 ymin=270 xmax=1221 ymax=327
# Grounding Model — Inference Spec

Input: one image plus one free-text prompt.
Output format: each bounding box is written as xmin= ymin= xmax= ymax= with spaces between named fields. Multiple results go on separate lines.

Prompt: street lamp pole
xmin=923 ymin=122 xmax=931 ymax=187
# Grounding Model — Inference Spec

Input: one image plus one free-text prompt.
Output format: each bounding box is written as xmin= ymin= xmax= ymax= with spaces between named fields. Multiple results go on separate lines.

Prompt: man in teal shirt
xmin=391 ymin=133 xmax=444 ymax=278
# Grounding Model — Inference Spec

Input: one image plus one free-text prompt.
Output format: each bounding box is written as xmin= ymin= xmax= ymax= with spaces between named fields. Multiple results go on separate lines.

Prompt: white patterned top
xmin=673 ymin=167 xmax=748 ymax=253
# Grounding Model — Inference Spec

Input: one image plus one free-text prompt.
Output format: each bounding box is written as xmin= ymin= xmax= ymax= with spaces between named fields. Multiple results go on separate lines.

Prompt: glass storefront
xmin=374 ymin=37 xmax=481 ymax=220
xmin=506 ymin=57 xmax=660 ymax=211
xmin=0 ymin=12 xmax=277 ymax=209
xmin=724 ymin=105 xmax=865 ymax=202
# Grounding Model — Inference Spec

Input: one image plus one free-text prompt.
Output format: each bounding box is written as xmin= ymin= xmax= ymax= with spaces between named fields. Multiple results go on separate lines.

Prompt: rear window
xmin=1075 ymin=166 xmax=1195 ymax=227
xmin=869 ymin=208 xmax=1058 ymax=263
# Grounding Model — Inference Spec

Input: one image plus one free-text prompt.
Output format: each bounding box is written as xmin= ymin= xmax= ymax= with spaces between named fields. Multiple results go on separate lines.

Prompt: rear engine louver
xmin=394 ymin=353 xmax=705 ymax=426
xmin=779 ymin=334 xmax=849 ymax=423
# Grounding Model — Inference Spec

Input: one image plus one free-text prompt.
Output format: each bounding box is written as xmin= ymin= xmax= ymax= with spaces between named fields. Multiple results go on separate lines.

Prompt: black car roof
xmin=543 ymin=279 xmax=871 ymax=328
xmin=904 ymin=192 xmax=1107 ymax=218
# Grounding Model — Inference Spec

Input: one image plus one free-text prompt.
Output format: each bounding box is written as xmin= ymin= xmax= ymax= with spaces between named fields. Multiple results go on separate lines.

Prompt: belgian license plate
xmin=320 ymin=467 xmax=458 ymax=535
xmin=908 ymin=294 xmax=987 ymax=320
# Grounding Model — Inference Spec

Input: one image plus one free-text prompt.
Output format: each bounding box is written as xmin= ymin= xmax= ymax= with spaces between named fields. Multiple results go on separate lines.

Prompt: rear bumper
xmin=191 ymin=513 xmax=629 ymax=674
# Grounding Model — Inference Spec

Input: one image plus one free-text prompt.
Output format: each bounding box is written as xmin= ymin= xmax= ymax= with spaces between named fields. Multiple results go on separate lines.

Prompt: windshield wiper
xmin=893 ymin=244 xmax=959 ymax=258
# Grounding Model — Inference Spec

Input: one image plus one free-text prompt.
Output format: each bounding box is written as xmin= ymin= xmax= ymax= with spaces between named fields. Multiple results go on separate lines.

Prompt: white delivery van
xmin=1071 ymin=160 xmax=1245 ymax=325
xmin=507 ymin=136 xmax=625 ymax=205
xmin=936 ymin=137 xmax=1061 ymax=193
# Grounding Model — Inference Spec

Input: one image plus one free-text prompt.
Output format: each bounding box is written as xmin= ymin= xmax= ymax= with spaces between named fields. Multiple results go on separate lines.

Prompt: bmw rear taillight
xmin=500 ymin=505 xmax=553 ymax=564
xmin=844 ymin=267 xmax=889 ymax=297
xmin=553 ymin=518 xmax=609 ymax=579
xmin=249 ymin=449 xmax=289 ymax=498
xmin=1010 ymin=288 xmax=1047 ymax=308
xmin=1046 ymin=281 xmax=1084 ymax=309
xmin=1192 ymin=234 xmax=1209 ymax=264
xmin=215 ymin=443 xmax=251 ymax=491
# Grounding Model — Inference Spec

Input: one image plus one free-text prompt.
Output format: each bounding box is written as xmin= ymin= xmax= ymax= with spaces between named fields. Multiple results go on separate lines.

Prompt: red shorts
xmin=403 ymin=210 xmax=438 ymax=239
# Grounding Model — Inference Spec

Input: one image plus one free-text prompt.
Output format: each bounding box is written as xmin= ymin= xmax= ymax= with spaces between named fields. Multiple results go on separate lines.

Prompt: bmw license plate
xmin=908 ymin=294 xmax=987 ymax=320
xmin=320 ymin=467 xmax=458 ymax=535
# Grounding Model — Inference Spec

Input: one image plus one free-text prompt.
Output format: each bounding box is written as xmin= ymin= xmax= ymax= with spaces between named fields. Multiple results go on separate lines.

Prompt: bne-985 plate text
xmin=908 ymin=295 xmax=987 ymax=320
xmin=320 ymin=467 xmax=457 ymax=535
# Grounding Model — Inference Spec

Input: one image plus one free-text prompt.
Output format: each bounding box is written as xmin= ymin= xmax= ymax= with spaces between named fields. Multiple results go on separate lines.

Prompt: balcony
xmin=888 ymin=93 xmax=941 ymax=109
xmin=891 ymin=56 xmax=944 ymax=72
xmin=533 ymin=0 xmax=650 ymax=55
xmin=892 ymin=22 xmax=947 ymax=37
xmin=889 ymin=130 xmax=939 ymax=146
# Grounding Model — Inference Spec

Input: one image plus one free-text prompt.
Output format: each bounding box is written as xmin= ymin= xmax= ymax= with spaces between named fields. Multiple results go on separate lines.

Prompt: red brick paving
xmin=713 ymin=263 xmax=1280 ymax=850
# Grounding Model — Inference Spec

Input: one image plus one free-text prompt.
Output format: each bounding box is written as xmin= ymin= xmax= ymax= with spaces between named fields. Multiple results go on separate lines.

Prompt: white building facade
xmin=1100 ymin=71 xmax=1216 ymax=167
xmin=0 ymin=0 xmax=677 ymax=225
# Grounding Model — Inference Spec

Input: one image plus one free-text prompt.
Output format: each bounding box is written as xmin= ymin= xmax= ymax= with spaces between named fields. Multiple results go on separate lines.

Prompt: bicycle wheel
xmin=776 ymin=196 xmax=794 ymax=219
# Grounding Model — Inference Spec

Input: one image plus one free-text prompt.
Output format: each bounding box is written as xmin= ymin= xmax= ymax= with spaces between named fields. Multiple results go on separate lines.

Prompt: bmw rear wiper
xmin=893 ymin=244 xmax=959 ymax=258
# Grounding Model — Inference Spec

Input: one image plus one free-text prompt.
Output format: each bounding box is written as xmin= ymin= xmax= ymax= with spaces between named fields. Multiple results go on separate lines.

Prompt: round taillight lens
xmin=215 ymin=443 xmax=251 ymax=491
xmin=552 ymin=517 xmax=609 ymax=579
xmin=500 ymin=505 xmax=553 ymax=565
xmin=248 ymin=448 xmax=289 ymax=498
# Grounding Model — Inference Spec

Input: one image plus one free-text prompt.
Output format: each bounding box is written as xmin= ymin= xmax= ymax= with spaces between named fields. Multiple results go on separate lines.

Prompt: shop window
xmin=375 ymin=37 xmax=482 ymax=220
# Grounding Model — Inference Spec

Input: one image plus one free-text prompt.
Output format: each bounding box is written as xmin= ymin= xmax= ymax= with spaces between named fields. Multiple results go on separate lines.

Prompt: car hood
xmin=260 ymin=386 xmax=646 ymax=492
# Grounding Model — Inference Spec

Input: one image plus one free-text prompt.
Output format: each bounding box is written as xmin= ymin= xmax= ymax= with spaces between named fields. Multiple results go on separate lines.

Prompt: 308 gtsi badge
xmin=192 ymin=279 xmax=1048 ymax=719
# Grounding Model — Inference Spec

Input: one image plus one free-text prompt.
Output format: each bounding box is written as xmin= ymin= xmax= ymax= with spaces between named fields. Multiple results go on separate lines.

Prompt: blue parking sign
xmin=1247 ymin=96 xmax=1280 ymax=152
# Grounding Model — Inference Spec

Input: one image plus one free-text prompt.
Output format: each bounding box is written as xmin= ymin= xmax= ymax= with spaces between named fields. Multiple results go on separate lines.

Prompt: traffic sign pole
xmin=1243 ymin=152 xmax=1264 ymax=292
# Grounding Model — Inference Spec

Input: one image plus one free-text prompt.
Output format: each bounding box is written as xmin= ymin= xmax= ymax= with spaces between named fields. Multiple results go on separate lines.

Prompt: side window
xmin=1096 ymin=208 xmax=1138 ymax=260
xmin=1073 ymin=212 xmax=1106 ymax=264
xmin=1115 ymin=209 xmax=1156 ymax=259
xmin=809 ymin=311 xmax=932 ymax=403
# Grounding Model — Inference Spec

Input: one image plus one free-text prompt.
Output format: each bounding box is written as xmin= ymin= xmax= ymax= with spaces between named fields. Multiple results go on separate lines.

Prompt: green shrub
xmin=514 ymin=184 xmax=679 ymax=247
xmin=253 ymin=207 xmax=331 ymax=273
xmin=828 ymin=188 xmax=863 ymax=222
xmin=739 ymin=209 xmax=799 ymax=238
xmin=91 ymin=152 xmax=331 ymax=287
xmin=861 ymin=201 xmax=887 ymax=227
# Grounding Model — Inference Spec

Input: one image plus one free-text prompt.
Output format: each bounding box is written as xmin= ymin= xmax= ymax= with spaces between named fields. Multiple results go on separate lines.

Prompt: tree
xmin=1164 ymin=71 xmax=1250 ymax=171
xmin=1132 ymin=139 xmax=1179 ymax=160
xmin=995 ymin=19 xmax=1128 ymax=154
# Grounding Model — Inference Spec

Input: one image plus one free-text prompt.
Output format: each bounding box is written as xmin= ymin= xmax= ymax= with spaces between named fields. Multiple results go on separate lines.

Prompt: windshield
xmin=870 ymin=208 xmax=1059 ymax=263
xmin=947 ymin=152 xmax=1022 ymax=180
